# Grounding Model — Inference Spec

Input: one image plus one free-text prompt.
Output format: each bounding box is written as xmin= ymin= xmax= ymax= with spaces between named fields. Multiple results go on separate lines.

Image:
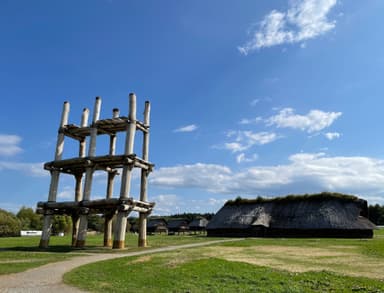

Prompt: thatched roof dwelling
xmin=147 ymin=218 xmax=168 ymax=234
xmin=167 ymin=219 xmax=189 ymax=234
xmin=206 ymin=193 xmax=376 ymax=238
xmin=189 ymin=218 xmax=209 ymax=232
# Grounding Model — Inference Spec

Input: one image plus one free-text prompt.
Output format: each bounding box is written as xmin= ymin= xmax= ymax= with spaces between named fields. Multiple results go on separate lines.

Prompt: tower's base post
xmin=39 ymin=212 xmax=54 ymax=248
xmin=76 ymin=209 xmax=89 ymax=248
xmin=138 ymin=213 xmax=147 ymax=247
xmin=104 ymin=212 xmax=114 ymax=247
xmin=113 ymin=211 xmax=129 ymax=249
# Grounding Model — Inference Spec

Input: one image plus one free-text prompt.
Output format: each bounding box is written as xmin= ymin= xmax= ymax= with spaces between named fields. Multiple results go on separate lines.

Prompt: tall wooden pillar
xmin=104 ymin=108 xmax=119 ymax=247
xmin=40 ymin=101 xmax=70 ymax=248
xmin=76 ymin=97 xmax=101 ymax=247
xmin=113 ymin=93 xmax=137 ymax=249
xmin=138 ymin=101 xmax=151 ymax=247
xmin=72 ymin=108 xmax=89 ymax=246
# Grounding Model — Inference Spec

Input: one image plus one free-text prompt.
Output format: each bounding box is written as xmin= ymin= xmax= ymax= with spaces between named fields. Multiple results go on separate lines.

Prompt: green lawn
xmin=0 ymin=235 xmax=76 ymax=275
xmin=0 ymin=233 xmax=218 ymax=275
xmin=64 ymin=230 xmax=384 ymax=293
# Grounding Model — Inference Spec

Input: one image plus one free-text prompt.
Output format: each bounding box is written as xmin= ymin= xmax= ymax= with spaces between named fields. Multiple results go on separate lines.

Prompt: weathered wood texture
xmin=114 ymin=93 xmax=138 ymax=249
xmin=40 ymin=101 xmax=70 ymax=248
xmin=38 ymin=94 xmax=154 ymax=249
xmin=138 ymin=101 xmax=151 ymax=247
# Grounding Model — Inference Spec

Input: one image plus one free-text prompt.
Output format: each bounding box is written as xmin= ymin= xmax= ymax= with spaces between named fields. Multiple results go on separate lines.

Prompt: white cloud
xmin=174 ymin=124 xmax=198 ymax=133
xmin=238 ymin=0 xmax=338 ymax=54
xmin=224 ymin=142 xmax=248 ymax=153
xmin=267 ymin=108 xmax=342 ymax=133
xmin=150 ymin=153 xmax=384 ymax=205
xmin=57 ymin=186 xmax=74 ymax=200
xmin=236 ymin=153 xmax=258 ymax=164
xmin=0 ymin=161 xmax=46 ymax=177
xmin=150 ymin=163 xmax=232 ymax=194
xmin=0 ymin=134 xmax=23 ymax=156
xmin=151 ymin=194 xmax=180 ymax=215
xmin=224 ymin=131 xmax=279 ymax=153
xmin=324 ymin=132 xmax=341 ymax=140
xmin=239 ymin=117 xmax=263 ymax=125
xmin=150 ymin=194 xmax=227 ymax=215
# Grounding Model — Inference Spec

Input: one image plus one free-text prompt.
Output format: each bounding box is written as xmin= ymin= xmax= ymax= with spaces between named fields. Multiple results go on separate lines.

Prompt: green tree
xmin=87 ymin=214 xmax=104 ymax=232
xmin=0 ymin=209 xmax=21 ymax=237
xmin=16 ymin=207 xmax=43 ymax=230
xmin=52 ymin=215 xmax=72 ymax=235
xmin=368 ymin=204 xmax=384 ymax=225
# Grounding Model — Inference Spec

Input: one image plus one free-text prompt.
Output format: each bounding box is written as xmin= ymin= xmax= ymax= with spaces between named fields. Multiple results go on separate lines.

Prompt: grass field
xmin=0 ymin=233 xmax=215 ymax=275
xmin=2 ymin=231 xmax=384 ymax=292
xmin=64 ymin=230 xmax=384 ymax=293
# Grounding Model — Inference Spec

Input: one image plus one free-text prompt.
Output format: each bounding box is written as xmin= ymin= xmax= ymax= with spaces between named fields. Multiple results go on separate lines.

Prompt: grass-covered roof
xmin=225 ymin=192 xmax=360 ymax=206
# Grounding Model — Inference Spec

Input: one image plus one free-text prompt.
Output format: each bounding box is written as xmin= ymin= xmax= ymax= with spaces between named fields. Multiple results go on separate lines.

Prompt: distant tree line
xmin=368 ymin=204 xmax=384 ymax=225
xmin=159 ymin=212 xmax=215 ymax=222
xmin=0 ymin=207 xmax=73 ymax=237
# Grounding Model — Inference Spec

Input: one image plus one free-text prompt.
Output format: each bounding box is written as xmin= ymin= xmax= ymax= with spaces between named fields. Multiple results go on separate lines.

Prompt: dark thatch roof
xmin=207 ymin=193 xmax=376 ymax=236
xmin=167 ymin=219 xmax=189 ymax=229
xmin=189 ymin=218 xmax=209 ymax=229
xmin=147 ymin=218 xmax=167 ymax=228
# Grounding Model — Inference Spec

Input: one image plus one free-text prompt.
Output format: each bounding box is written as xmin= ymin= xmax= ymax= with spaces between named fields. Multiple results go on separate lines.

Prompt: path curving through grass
xmin=0 ymin=239 xmax=239 ymax=292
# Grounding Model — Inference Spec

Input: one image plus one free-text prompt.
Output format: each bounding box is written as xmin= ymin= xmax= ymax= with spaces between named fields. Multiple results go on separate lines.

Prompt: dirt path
xmin=0 ymin=239 xmax=238 ymax=293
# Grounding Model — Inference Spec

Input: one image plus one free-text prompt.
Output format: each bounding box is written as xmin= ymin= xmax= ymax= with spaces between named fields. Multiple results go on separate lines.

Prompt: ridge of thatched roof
xmin=225 ymin=192 xmax=359 ymax=206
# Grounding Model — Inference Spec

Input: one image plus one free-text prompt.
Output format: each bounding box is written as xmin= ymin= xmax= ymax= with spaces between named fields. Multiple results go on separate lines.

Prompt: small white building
xmin=20 ymin=230 xmax=42 ymax=237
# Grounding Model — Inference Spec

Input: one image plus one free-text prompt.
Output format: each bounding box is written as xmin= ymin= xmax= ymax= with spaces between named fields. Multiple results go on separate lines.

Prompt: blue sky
xmin=1 ymin=0 xmax=384 ymax=215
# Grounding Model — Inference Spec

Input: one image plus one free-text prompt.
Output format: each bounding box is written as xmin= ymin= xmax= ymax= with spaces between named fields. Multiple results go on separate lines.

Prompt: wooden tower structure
xmin=37 ymin=93 xmax=154 ymax=249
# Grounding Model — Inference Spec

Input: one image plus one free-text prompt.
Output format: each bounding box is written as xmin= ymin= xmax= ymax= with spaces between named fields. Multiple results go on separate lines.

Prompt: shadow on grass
xmin=1 ymin=245 xmax=78 ymax=253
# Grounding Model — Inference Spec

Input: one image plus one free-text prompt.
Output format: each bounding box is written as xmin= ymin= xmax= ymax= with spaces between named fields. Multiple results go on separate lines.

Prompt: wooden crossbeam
xmin=44 ymin=154 xmax=154 ymax=174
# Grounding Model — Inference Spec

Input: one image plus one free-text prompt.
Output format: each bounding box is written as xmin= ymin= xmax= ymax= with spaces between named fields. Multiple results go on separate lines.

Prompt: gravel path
xmin=0 ymin=239 xmax=238 ymax=293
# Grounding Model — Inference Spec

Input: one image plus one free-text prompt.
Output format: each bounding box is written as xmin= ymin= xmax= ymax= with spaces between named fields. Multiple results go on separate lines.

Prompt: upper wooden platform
xmin=62 ymin=117 xmax=149 ymax=141
xmin=44 ymin=154 xmax=154 ymax=175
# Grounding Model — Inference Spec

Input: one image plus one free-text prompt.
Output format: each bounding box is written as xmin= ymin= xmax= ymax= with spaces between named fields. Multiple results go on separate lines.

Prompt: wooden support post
xmin=77 ymin=97 xmax=101 ymax=247
xmin=138 ymin=101 xmax=150 ymax=247
xmin=72 ymin=108 xmax=89 ymax=246
xmin=40 ymin=101 xmax=70 ymax=248
xmin=113 ymin=93 xmax=136 ymax=249
xmin=72 ymin=173 xmax=82 ymax=246
xmin=104 ymin=108 xmax=119 ymax=247
xmin=79 ymin=108 xmax=90 ymax=158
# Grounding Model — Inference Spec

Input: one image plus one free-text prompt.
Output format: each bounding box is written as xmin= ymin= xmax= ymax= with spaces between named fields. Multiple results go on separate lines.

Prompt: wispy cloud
xmin=236 ymin=153 xmax=258 ymax=164
xmin=238 ymin=0 xmax=338 ymax=54
xmin=224 ymin=131 xmax=279 ymax=153
xmin=239 ymin=117 xmax=263 ymax=125
xmin=324 ymin=132 xmax=341 ymax=140
xmin=0 ymin=134 xmax=23 ymax=156
xmin=267 ymin=108 xmax=342 ymax=133
xmin=174 ymin=124 xmax=198 ymax=133
xmin=250 ymin=99 xmax=260 ymax=106
xmin=0 ymin=161 xmax=46 ymax=177
xmin=150 ymin=153 xmax=384 ymax=205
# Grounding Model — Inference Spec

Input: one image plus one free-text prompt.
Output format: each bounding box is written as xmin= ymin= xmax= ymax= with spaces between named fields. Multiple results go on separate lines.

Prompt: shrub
xmin=0 ymin=209 xmax=21 ymax=237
